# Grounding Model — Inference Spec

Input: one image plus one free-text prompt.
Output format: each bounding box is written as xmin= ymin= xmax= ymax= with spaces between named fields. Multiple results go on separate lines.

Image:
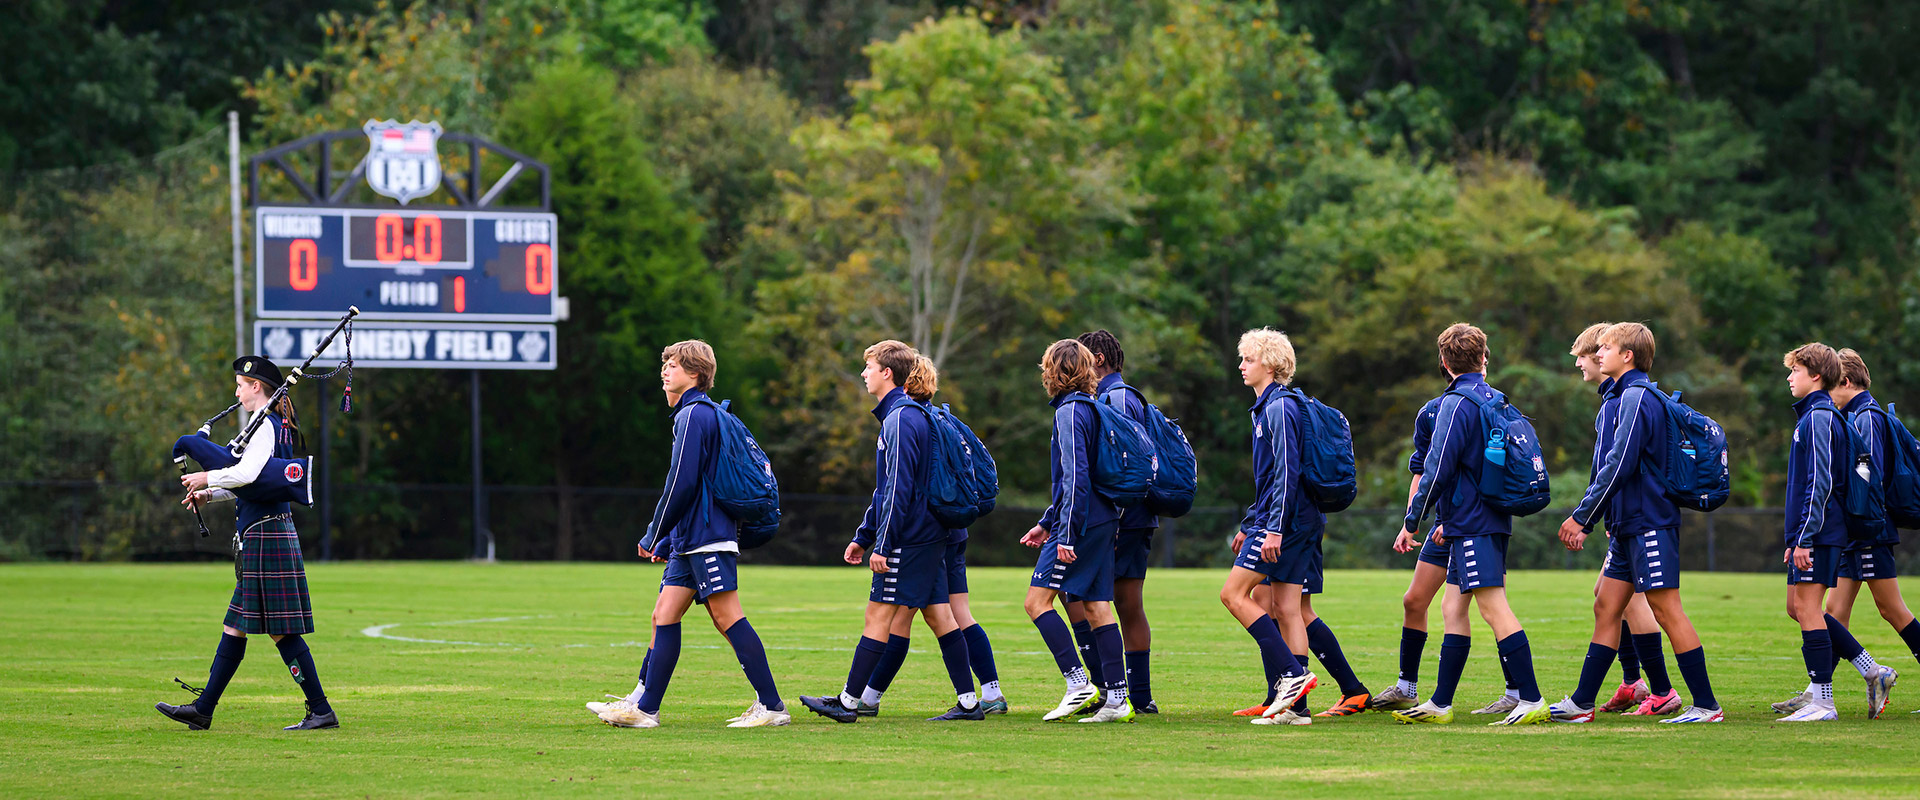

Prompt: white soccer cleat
xmin=1770 ymin=691 xmax=1811 ymax=714
xmin=1490 ymin=698 xmax=1551 ymax=726
xmin=1660 ymin=706 xmax=1725 ymax=723
xmin=1547 ymin=696 xmax=1594 ymax=723
xmin=726 ymin=702 xmax=791 ymax=728
xmin=1775 ymin=702 xmax=1837 ymax=722
xmin=1043 ymin=685 xmax=1102 ymax=722
xmin=1261 ymin=672 xmax=1318 ymax=719
xmin=599 ymin=706 xmax=660 ymax=728
xmin=1471 ymin=693 xmax=1519 ymax=715
xmin=1251 ymin=708 xmax=1311 ymax=726
xmin=586 ymin=695 xmax=637 ymax=716
xmin=726 ymin=702 xmax=760 ymax=724
xmin=1076 ymin=701 xmax=1136 ymax=724
xmin=1865 ymin=665 xmax=1898 ymax=720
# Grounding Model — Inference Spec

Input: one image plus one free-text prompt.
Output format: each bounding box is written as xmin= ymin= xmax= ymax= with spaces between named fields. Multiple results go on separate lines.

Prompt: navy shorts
xmin=1788 ymin=544 xmax=1842 ymax=587
xmin=1838 ymin=545 xmax=1898 ymax=582
xmin=1447 ymin=534 xmax=1509 ymax=594
xmin=1302 ymin=538 xmax=1324 ymax=595
xmin=662 ymin=551 xmax=739 ymax=604
xmin=873 ymin=543 xmax=949 ymax=608
xmin=1114 ymin=527 xmax=1155 ymax=581
xmin=1601 ymin=529 xmax=1679 ymax=592
xmin=1033 ymin=522 xmax=1118 ymax=603
xmin=945 ymin=539 xmax=970 ymax=595
xmin=1417 ymin=534 xmax=1451 ymax=568
xmin=1233 ymin=528 xmax=1317 ymax=586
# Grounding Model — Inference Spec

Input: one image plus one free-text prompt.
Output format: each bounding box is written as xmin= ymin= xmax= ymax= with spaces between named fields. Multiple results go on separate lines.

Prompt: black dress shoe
xmin=926 ymin=702 xmax=986 ymax=721
xmin=155 ymin=702 xmax=212 ymax=730
xmin=284 ymin=704 xmax=339 ymax=730
xmin=798 ymin=694 xmax=859 ymax=723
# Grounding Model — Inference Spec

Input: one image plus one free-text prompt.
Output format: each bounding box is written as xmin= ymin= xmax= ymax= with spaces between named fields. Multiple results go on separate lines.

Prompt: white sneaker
xmin=598 ymin=706 xmax=660 ymax=728
xmin=1043 ymin=685 xmax=1102 ymax=721
xmin=1490 ymin=698 xmax=1550 ymax=726
xmin=726 ymin=702 xmax=760 ymax=724
xmin=586 ymin=694 xmax=635 ymax=715
xmin=726 ymin=702 xmax=791 ymax=728
xmin=1261 ymin=672 xmax=1318 ymax=719
xmin=1775 ymin=702 xmax=1837 ymax=722
xmin=1076 ymin=700 xmax=1136 ymax=723
xmin=1661 ymin=705 xmax=1725 ymax=723
xmin=1251 ymin=708 xmax=1311 ymax=726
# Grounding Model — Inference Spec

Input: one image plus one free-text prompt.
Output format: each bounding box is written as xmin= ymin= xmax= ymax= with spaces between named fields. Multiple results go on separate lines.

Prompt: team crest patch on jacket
xmin=285 ymin=462 xmax=304 ymax=482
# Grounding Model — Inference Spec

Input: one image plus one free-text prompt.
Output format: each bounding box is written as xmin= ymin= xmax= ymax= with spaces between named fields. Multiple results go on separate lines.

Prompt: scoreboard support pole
xmin=471 ymin=369 xmax=493 ymax=562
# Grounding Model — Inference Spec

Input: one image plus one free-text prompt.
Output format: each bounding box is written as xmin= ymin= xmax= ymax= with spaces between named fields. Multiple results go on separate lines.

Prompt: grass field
xmin=4 ymin=563 xmax=1920 ymax=798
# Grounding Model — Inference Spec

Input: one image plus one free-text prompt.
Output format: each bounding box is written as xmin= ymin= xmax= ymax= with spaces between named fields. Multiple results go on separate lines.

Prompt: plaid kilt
xmin=223 ymin=516 xmax=314 ymax=635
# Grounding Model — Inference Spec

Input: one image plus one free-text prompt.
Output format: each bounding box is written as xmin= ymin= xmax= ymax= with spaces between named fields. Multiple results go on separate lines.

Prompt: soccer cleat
xmin=725 ymin=702 xmax=757 ymax=724
xmin=928 ymin=701 xmax=987 ymax=721
xmin=588 ymin=695 xmax=638 ymax=716
xmin=1391 ymin=700 xmax=1454 ymax=724
xmin=599 ymin=706 xmax=660 ymax=728
xmin=1865 ymin=665 xmax=1898 ymax=720
xmin=1073 ymin=693 xmax=1106 ymax=716
xmin=855 ymin=700 xmax=880 ymax=718
xmin=1771 ymin=691 xmax=1812 ymax=714
xmin=980 ymin=698 xmax=1009 ymax=715
xmin=1136 ymin=700 xmax=1159 ymax=714
xmin=1252 ymin=709 xmax=1311 ymax=726
xmin=1077 ymin=700 xmax=1136 ymax=723
xmin=1042 ymin=685 xmax=1102 ymax=721
xmin=1261 ymin=672 xmax=1318 ymax=719
xmin=797 ymin=695 xmax=859 ymax=723
xmin=283 ymin=704 xmax=340 ymax=731
xmin=1597 ymin=679 xmax=1647 ymax=713
xmin=727 ymin=702 xmax=791 ymax=728
xmin=1489 ymin=698 xmax=1551 ymax=726
xmin=1776 ymin=702 xmax=1837 ymax=722
xmin=1367 ymin=684 xmax=1418 ymax=711
xmin=1471 ymin=694 xmax=1520 ymax=715
xmin=1624 ymin=689 xmax=1681 ymax=716
xmin=1547 ymin=696 xmax=1595 ymax=723
xmin=1660 ymin=705 xmax=1725 ymax=724
xmin=154 ymin=702 xmax=212 ymax=731
xmin=1231 ymin=704 xmax=1269 ymax=717
xmin=1314 ymin=693 xmax=1370 ymax=717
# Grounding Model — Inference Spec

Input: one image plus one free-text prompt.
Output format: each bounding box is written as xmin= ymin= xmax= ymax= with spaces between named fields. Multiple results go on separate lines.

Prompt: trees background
xmin=6 ymin=0 xmax=1918 ymax=559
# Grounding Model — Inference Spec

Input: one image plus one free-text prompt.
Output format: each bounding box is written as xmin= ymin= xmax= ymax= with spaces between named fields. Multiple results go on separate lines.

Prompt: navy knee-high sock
xmin=1307 ymin=618 xmax=1367 ymax=697
xmin=1398 ymin=627 xmax=1428 ymax=687
xmin=1900 ymin=619 xmax=1920 ymax=664
xmin=1801 ymin=629 xmax=1835 ymax=686
xmin=962 ymin=624 xmax=999 ymax=685
xmin=1124 ymin=650 xmax=1152 ymax=706
xmin=1570 ymin=642 xmax=1618 ymax=708
xmin=1673 ymin=647 xmax=1718 ymax=710
xmin=1633 ymin=632 xmax=1672 ymax=694
xmin=1496 ymin=631 xmax=1542 ymax=703
xmin=1093 ymin=623 xmax=1127 ymax=703
xmin=1071 ymin=619 xmax=1106 ymax=688
xmin=1033 ymin=611 xmax=1089 ymax=684
xmin=840 ymin=636 xmax=886 ymax=704
xmin=273 ymin=635 xmax=331 ymax=716
xmin=1247 ymin=617 xmax=1303 ymax=705
xmin=192 ymin=633 xmax=247 ymax=715
xmin=868 ymin=635 xmax=911 ymax=695
xmin=1616 ymin=621 xmax=1642 ymax=683
xmin=936 ymin=630 xmax=975 ymax=701
xmin=1431 ymin=634 xmax=1471 ymax=708
xmin=637 ymin=623 xmax=682 ymax=714
xmin=637 ymin=649 xmax=651 ymax=687
xmin=1826 ymin=614 xmax=1866 ymax=662
xmin=724 ymin=618 xmax=782 ymax=711
xmin=1499 ymin=643 xmax=1516 ymax=692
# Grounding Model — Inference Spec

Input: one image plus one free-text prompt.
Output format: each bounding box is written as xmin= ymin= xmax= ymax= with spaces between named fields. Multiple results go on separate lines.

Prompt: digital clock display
xmin=256 ymin=206 xmax=559 ymax=322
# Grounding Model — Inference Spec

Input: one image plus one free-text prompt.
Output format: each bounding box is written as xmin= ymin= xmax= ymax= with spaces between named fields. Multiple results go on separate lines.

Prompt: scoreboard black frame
xmin=256 ymin=205 xmax=560 ymax=322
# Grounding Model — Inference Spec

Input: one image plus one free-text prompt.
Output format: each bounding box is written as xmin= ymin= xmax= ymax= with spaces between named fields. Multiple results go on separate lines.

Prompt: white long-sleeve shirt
xmin=207 ymin=408 xmax=275 ymax=491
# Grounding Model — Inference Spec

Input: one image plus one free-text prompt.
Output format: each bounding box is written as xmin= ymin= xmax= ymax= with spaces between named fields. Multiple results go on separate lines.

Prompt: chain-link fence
xmin=5 ymin=480 xmax=1912 ymax=576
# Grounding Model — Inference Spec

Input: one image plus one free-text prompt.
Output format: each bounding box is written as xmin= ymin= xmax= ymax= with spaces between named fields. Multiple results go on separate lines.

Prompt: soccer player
xmin=1772 ymin=342 xmax=1889 ymax=722
xmin=1774 ymin=347 xmax=1906 ymax=718
xmin=160 ymin=356 xmax=339 ymax=731
xmin=1221 ymin=329 xmax=1320 ymax=726
xmin=1392 ymin=323 xmax=1549 ymax=726
xmin=1547 ymin=323 xmax=1724 ymax=723
xmin=1061 ymin=330 xmax=1160 ymax=714
xmin=799 ymin=342 xmax=983 ymax=723
xmin=1021 ymin=339 xmax=1134 ymax=723
xmin=843 ymin=354 xmax=1008 ymax=717
xmin=596 ymin=341 xmax=788 ymax=729
xmin=1569 ymin=323 xmax=1676 ymax=714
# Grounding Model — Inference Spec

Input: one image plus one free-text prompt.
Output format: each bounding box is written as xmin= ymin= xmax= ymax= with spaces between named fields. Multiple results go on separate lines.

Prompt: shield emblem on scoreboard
xmin=362 ymin=119 xmax=444 ymax=204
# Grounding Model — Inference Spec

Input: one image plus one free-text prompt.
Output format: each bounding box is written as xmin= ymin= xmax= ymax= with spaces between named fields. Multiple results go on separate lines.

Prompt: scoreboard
xmin=256 ymin=206 xmax=559 ymax=321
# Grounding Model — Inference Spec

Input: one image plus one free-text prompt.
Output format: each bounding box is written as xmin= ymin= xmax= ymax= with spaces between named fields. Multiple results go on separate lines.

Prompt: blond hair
xmin=1601 ymin=322 xmax=1656 ymax=372
xmin=1237 ymin=328 xmax=1296 ymax=385
xmin=1040 ymin=340 xmax=1099 ymax=396
xmin=1437 ymin=323 xmax=1488 ymax=374
xmin=905 ymin=354 xmax=939 ymax=401
xmin=661 ymin=340 xmax=717 ymax=391
xmin=1784 ymin=342 xmax=1842 ymax=390
xmin=1570 ymin=322 xmax=1613 ymax=357
xmin=1837 ymin=347 xmax=1872 ymax=390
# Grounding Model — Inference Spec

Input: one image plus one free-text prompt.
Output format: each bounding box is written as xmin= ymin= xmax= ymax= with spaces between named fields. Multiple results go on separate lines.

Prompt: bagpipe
xmin=174 ymin=306 xmax=358 ymax=537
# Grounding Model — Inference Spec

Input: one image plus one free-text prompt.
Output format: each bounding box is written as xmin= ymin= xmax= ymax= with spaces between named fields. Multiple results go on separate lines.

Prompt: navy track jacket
xmin=1843 ymin=390 xmax=1902 ymax=548
xmin=1404 ymin=373 xmax=1513 ymax=538
xmin=853 ymin=387 xmax=946 ymax=553
xmin=1570 ymin=370 xmax=1681 ymax=535
xmin=1037 ymin=391 xmax=1120 ymax=549
xmin=1098 ymin=372 xmax=1159 ymax=532
xmin=640 ymin=389 xmax=737 ymax=558
xmin=1239 ymin=382 xmax=1326 ymax=539
xmin=1785 ymin=390 xmax=1849 ymax=549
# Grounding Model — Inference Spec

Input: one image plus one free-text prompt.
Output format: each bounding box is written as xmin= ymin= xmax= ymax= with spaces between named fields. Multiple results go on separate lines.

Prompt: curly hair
xmin=1077 ymin=329 xmax=1125 ymax=372
xmin=904 ymin=354 xmax=939 ymax=401
xmin=1041 ymin=339 xmax=1099 ymax=397
xmin=1237 ymin=328 xmax=1296 ymax=385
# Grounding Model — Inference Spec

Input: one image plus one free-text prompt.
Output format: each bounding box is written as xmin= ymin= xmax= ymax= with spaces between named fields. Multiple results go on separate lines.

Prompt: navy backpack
xmin=1278 ymin=387 xmax=1358 ymax=513
xmin=1062 ymin=395 xmax=1157 ymax=507
xmin=1858 ymin=403 xmax=1920 ymax=529
xmin=689 ymin=397 xmax=781 ymax=548
xmin=1818 ymin=406 xmax=1886 ymax=543
xmin=1449 ymin=388 xmax=1552 ymax=516
xmin=1102 ymin=384 xmax=1197 ymax=518
xmin=912 ymin=401 xmax=1000 ymax=529
xmin=1624 ymin=383 xmax=1731 ymax=512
